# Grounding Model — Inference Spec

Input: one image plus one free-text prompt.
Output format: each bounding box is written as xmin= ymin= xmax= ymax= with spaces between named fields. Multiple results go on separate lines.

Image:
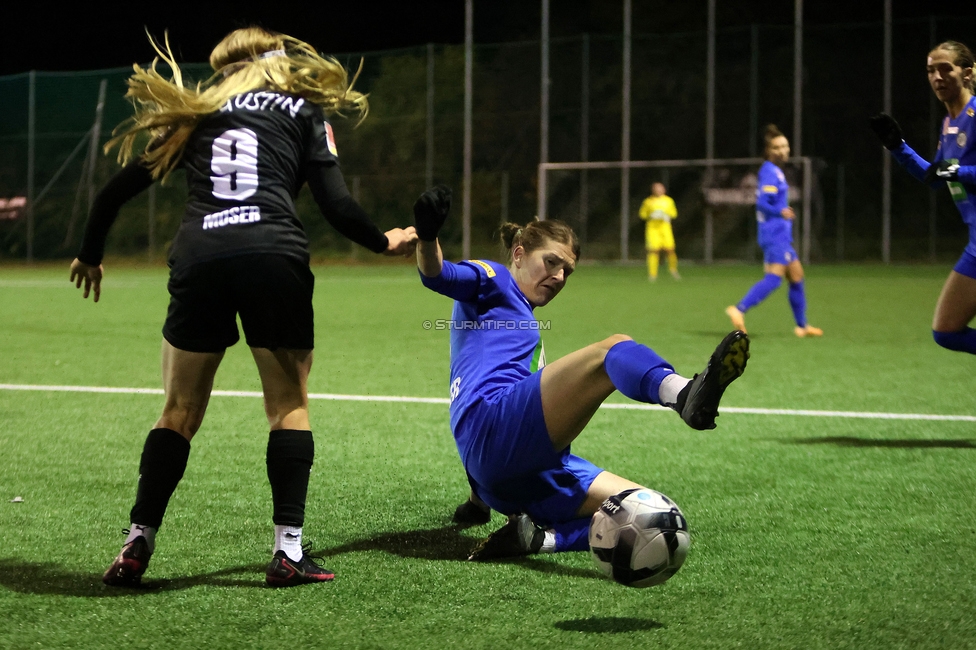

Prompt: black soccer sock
xmin=128 ymin=428 xmax=191 ymax=530
xmin=266 ymin=429 xmax=315 ymax=527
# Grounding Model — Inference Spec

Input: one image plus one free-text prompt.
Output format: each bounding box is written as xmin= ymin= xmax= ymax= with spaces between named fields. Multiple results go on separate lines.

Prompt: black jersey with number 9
xmin=169 ymin=90 xmax=339 ymax=271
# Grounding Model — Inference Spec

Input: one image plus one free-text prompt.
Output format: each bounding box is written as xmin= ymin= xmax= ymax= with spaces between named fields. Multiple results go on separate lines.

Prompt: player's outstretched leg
xmin=103 ymin=528 xmax=153 ymax=587
xmin=727 ymin=273 xmax=784 ymax=334
xmin=675 ymin=330 xmax=750 ymax=430
xmin=468 ymin=514 xmax=546 ymax=561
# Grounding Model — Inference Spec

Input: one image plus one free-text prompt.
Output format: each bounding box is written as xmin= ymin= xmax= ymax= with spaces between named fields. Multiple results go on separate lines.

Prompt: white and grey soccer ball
xmin=589 ymin=488 xmax=690 ymax=587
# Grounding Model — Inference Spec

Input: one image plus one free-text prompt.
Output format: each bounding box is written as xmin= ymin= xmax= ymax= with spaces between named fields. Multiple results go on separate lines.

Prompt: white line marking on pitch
xmin=2 ymin=383 xmax=974 ymax=422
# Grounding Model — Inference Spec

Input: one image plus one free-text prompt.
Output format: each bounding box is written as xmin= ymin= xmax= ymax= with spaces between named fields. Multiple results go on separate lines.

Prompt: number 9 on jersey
xmin=211 ymin=128 xmax=259 ymax=200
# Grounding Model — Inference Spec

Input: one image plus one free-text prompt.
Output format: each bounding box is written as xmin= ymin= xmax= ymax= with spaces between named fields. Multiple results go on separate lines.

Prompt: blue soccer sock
xmin=552 ymin=517 xmax=592 ymax=552
xmin=933 ymin=328 xmax=976 ymax=355
xmin=788 ymin=280 xmax=807 ymax=327
xmin=604 ymin=340 xmax=675 ymax=405
xmin=736 ymin=273 xmax=783 ymax=313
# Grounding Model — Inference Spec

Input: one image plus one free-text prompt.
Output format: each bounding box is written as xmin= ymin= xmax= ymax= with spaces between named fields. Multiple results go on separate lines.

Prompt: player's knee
xmin=601 ymin=334 xmax=633 ymax=350
xmin=266 ymin=404 xmax=310 ymax=430
xmin=158 ymin=408 xmax=205 ymax=439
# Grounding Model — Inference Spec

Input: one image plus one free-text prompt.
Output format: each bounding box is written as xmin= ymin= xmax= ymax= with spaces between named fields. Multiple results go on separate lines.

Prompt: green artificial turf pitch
xmin=1 ymin=262 xmax=974 ymax=649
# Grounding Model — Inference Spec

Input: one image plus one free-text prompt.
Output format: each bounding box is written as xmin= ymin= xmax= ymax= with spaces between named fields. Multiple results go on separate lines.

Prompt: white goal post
xmin=537 ymin=157 xmax=814 ymax=264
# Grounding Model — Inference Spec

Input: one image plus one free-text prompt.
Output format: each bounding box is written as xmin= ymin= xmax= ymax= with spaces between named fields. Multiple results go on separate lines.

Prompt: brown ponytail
xmin=499 ymin=219 xmax=580 ymax=261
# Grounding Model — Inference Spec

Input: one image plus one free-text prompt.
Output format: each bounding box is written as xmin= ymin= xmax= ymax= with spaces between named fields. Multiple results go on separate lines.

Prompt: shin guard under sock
xmin=129 ymin=428 xmax=191 ymax=530
xmin=604 ymin=340 xmax=675 ymax=405
xmin=267 ymin=429 xmax=315 ymax=527
xmin=788 ymin=280 xmax=808 ymax=327
xmin=736 ymin=273 xmax=782 ymax=312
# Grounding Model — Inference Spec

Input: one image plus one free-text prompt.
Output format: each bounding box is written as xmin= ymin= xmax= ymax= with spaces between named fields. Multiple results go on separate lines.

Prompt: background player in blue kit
xmin=69 ymin=27 xmax=417 ymax=587
xmin=726 ymin=125 xmax=823 ymax=338
xmin=871 ymin=41 xmax=976 ymax=355
xmin=412 ymin=187 xmax=749 ymax=560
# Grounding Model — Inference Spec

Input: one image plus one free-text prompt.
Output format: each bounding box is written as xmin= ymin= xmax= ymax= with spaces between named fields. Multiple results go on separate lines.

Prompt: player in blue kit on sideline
xmin=871 ymin=41 xmax=976 ymax=355
xmin=726 ymin=125 xmax=823 ymax=338
xmin=70 ymin=27 xmax=417 ymax=588
xmin=412 ymin=186 xmax=750 ymax=560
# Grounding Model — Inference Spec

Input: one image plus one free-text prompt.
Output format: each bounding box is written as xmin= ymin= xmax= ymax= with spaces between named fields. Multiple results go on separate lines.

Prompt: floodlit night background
xmin=2 ymin=1 xmax=976 ymax=262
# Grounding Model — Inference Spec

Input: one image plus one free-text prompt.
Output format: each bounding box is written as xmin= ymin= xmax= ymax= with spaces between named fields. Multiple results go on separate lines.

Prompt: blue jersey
xmin=755 ymin=160 xmax=793 ymax=249
xmin=421 ymin=259 xmax=605 ymax=528
xmin=420 ymin=260 xmax=546 ymax=433
xmin=890 ymin=95 xmax=976 ymax=257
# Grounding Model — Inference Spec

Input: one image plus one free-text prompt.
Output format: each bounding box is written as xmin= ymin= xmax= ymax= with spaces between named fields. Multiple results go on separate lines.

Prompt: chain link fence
xmin=2 ymin=16 xmax=975 ymax=263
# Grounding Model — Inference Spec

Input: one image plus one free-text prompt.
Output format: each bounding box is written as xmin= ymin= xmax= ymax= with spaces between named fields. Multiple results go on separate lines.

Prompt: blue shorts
xmin=762 ymin=241 xmax=797 ymax=266
xmin=953 ymin=249 xmax=976 ymax=280
xmin=455 ymin=372 xmax=604 ymax=527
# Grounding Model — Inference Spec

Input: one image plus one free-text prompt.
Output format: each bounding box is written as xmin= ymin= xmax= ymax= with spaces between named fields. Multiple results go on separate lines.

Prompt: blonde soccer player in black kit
xmin=70 ymin=27 xmax=417 ymax=587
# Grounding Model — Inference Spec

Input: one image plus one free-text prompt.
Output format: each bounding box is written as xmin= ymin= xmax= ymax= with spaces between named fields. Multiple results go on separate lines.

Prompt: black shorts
xmin=163 ymin=253 xmax=315 ymax=353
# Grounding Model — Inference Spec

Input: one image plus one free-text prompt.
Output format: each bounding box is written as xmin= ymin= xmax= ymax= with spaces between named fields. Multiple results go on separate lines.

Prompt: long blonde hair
xmin=108 ymin=26 xmax=368 ymax=180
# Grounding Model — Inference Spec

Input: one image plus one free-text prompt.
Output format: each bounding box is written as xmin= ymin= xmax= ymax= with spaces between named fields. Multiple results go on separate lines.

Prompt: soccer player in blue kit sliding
xmin=871 ymin=40 xmax=976 ymax=355
xmin=411 ymin=187 xmax=750 ymax=559
xmin=725 ymin=125 xmax=823 ymax=338
xmin=69 ymin=27 xmax=417 ymax=587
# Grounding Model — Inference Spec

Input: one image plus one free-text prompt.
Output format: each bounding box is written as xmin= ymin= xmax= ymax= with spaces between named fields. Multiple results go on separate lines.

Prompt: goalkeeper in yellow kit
xmin=639 ymin=182 xmax=679 ymax=280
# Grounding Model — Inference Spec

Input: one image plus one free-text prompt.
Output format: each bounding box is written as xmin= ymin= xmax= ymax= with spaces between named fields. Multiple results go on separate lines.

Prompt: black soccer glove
xmin=924 ymin=159 xmax=960 ymax=183
xmin=869 ymin=113 xmax=904 ymax=151
xmin=413 ymin=185 xmax=452 ymax=242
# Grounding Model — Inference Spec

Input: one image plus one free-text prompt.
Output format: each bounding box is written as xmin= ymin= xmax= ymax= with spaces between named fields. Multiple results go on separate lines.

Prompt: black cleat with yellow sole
xmin=676 ymin=330 xmax=750 ymax=430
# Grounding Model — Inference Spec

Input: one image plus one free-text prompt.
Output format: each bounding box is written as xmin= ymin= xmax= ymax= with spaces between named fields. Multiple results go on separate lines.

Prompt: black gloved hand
xmin=924 ymin=159 xmax=960 ymax=183
xmin=413 ymin=185 xmax=452 ymax=242
xmin=869 ymin=113 xmax=904 ymax=150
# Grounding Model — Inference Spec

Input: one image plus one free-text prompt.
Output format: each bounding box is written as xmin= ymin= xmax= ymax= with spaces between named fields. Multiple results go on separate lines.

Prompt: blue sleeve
xmin=756 ymin=191 xmax=781 ymax=218
xmin=889 ymin=141 xmax=939 ymax=187
xmin=419 ymin=260 xmax=482 ymax=302
xmin=756 ymin=166 xmax=784 ymax=218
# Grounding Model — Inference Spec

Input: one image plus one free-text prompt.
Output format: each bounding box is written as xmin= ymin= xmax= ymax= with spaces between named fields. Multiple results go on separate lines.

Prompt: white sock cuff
xmin=127 ymin=524 xmax=157 ymax=553
xmin=274 ymin=525 xmax=304 ymax=562
xmin=541 ymin=529 xmax=557 ymax=553
xmin=658 ymin=373 xmax=691 ymax=407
